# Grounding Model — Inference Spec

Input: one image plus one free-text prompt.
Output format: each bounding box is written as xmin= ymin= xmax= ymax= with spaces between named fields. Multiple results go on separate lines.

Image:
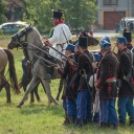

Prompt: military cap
xmin=76 ymin=37 xmax=88 ymax=48
xmin=65 ymin=44 xmax=75 ymax=52
xmin=115 ymin=37 xmax=128 ymax=44
xmin=123 ymin=31 xmax=132 ymax=42
xmin=52 ymin=9 xmax=63 ymax=19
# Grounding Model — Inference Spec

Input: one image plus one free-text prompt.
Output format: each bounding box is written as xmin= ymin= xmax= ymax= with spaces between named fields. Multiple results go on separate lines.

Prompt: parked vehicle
xmin=0 ymin=21 xmax=28 ymax=34
xmin=119 ymin=17 xmax=134 ymax=33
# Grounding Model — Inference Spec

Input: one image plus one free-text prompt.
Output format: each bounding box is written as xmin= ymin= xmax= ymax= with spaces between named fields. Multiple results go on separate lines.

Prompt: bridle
xmin=11 ymin=26 xmax=33 ymax=48
xmin=10 ymin=26 xmax=39 ymax=66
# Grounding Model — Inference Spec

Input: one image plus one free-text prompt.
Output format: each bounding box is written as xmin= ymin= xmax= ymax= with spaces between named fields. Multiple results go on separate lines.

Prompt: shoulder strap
xmin=61 ymin=27 xmax=69 ymax=44
xmin=84 ymin=53 xmax=93 ymax=66
xmin=122 ymin=51 xmax=133 ymax=79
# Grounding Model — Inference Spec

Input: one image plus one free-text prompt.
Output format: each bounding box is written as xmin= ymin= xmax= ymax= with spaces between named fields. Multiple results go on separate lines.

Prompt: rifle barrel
xmin=28 ymin=43 xmax=64 ymax=64
xmin=44 ymin=42 xmax=78 ymax=65
xmin=35 ymin=54 xmax=63 ymax=69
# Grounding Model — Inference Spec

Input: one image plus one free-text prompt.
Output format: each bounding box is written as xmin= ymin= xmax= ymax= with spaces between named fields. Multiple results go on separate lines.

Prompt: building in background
xmin=97 ymin=0 xmax=134 ymax=30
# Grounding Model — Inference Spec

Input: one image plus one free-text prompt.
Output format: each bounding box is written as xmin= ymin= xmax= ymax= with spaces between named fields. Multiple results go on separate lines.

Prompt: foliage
xmin=0 ymin=0 xmax=8 ymax=24
xmin=57 ymin=0 xmax=97 ymax=32
xmin=22 ymin=0 xmax=97 ymax=34
xmin=22 ymin=0 xmax=59 ymax=33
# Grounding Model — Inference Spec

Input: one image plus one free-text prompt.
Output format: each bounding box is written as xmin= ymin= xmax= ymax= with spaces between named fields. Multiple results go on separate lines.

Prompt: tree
xmin=22 ymin=0 xmax=97 ymax=34
xmin=23 ymin=0 xmax=59 ymax=33
xmin=0 ymin=0 xmax=8 ymax=24
xmin=57 ymin=0 xmax=97 ymax=33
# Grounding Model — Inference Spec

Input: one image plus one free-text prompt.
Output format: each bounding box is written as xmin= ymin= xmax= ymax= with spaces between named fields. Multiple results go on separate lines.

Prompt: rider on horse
xmin=44 ymin=9 xmax=72 ymax=60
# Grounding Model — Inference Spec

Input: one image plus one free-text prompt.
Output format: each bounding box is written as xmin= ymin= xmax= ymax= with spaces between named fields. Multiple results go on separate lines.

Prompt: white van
xmin=119 ymin=17 xmax=134 ymax=33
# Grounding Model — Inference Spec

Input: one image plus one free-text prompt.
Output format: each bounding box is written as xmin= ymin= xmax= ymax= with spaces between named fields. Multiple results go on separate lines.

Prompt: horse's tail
xmin=4 ymin=48 xmax=21 ymax=94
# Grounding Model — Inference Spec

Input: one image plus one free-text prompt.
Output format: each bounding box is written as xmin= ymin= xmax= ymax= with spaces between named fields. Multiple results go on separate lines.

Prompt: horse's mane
xmin=32 ymin=27 xmax=43 ymax=41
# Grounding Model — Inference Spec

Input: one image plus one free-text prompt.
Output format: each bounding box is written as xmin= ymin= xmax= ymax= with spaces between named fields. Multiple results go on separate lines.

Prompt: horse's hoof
xmin=30 ymin=100 xmax=35 ymax=103
xmin=16 ymin=105 xmax=21 ymax=108
xmin=56 ymin=97 xmax=59 ymax=101
xmin=54 ymin=100 xmax=59 ymax=105
xmin=6 ymin=101 xmax=11 ymax=103
xmin=37 ymin=99 xmax=41 ymax=103
xmin=48 ymin=100 xmax=53 ymax=104
xmin=17 ymin=102 xmax=24 ymax=108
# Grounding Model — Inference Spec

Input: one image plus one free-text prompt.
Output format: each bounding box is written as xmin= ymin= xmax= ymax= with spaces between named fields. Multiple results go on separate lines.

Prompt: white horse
xmin=8 ymin=25 xmax=60 ymax=107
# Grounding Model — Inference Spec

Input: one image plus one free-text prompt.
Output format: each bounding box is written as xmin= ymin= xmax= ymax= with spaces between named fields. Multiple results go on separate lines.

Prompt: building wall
xmin=98 ymin=0 xmax=133 ymax=29
xmin=132 ymin=0 xmax=134 ymax=16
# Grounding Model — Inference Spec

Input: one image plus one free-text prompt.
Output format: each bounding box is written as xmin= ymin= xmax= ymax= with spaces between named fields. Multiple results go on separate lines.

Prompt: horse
xmin=0 ymin=48 xmax=20 ymax=103
xmin=8 ymin=25 xmax=63 ymax=107
xmin=19 ymin=57 xmax=42 ymax=103
xmin=20 ymin=57 xmax=63 ymax=103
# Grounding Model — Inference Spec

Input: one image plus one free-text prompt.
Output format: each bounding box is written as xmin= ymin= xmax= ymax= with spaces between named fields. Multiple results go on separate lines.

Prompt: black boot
xmin=68 ymin=116 xmax=75 ymax=124
xmin=86 ymin=118 xmax=92 ymax=124
xmin=63 ymin=111 xmax=69 ymax=125
xmin=113 ymin=123 xmax=118 ymax=129
xmin=76 ymin=119 xmax=84 ymax=128
xmin=99 ymin=122 xmax=109 ymax=129
xmin=129 ymin=120 xmax=134 ymax=126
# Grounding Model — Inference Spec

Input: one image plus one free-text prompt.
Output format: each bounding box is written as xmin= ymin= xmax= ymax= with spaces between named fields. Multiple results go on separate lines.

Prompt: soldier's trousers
xmin=66 ymin=98 xmax=76 ymax=116
xmin=118 ymin=96 xmax=134 ymax=123
xmin=63 ymin=99 xmax=67 ymax=111
xmin=76 ymin=90 xmax=92 ymax=120
xmin=99 ymin=98 xmax=118 ymax=125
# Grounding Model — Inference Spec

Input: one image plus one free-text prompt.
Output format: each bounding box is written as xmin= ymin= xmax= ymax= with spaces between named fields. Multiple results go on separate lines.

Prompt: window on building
xmin=103 ymin=0 xmax=118 ymax=5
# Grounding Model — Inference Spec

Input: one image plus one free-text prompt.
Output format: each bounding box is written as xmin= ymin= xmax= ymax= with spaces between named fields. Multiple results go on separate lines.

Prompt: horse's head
xmin=79 ymin=31 xmax=99 ymax=46
xmin=8 ymin=24 xmax=33 ymax=49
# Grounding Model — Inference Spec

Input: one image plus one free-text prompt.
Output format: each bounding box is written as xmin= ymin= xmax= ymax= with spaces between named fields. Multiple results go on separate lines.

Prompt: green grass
xmin=0 ymin=38 xmax=134 ymax=134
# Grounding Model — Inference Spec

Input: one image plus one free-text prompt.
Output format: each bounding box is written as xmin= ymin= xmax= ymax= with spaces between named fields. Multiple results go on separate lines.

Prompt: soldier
xmin=116 ymin=37 xmax=134 ymax=126
xmin=44 ymin=9 xmax=72 ymax=60
xmin=96 ymin=38 xmax=118 ymax=128
xmin=123 ymin=31 xmax=133 ymax=50
xmin=62 ymin=44 xmax=80 ymax=124
xmin=76 ymin=37 xmax=94 ymax=127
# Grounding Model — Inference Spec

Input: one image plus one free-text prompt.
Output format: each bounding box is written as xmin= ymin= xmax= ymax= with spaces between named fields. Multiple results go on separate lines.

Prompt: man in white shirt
xmin=45 ymin=9 xmax=72 ymax=60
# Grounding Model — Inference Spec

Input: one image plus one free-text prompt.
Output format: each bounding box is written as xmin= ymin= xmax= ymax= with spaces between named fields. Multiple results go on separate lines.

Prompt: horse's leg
xmin=0 ymin=70 xmax=11 ymax=103
xmin=41 ymin=79 xmax=59 ymax=105
xmin=34 ymin=82 xmax=41 ymax=102
xmin=17 ymin=76 xmax=40 ymax=108
xmin=4 ymin=80 xmax=10 ymax=103
xmin=56 ymin=78 xmax=64 ymax=101
xmin=29 ymin=81 xmax=41 ymax=103
xmin=30 ymin=90 xmax=35 ymax=103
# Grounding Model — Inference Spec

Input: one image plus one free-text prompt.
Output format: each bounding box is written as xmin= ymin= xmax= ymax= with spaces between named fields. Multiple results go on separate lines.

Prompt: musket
xmin=44 ymin=42 xmax=78 ymax=65
xmin=35 ymin=54 xmax=63 ymax=69
xmin=28 ymin=43 xmax=64 ymax=64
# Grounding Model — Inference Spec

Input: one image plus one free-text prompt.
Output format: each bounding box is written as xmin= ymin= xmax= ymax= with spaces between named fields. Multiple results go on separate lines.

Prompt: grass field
xmin=0 ymin=37 xmax=134 ymax=134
